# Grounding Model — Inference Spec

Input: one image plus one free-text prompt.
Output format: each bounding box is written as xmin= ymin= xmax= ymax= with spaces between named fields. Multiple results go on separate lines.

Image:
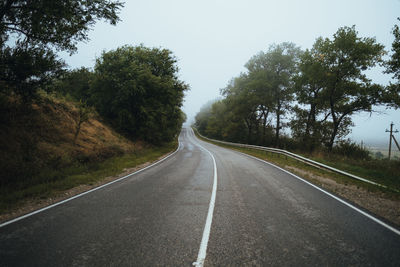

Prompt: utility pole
xmin=385 ymin=122 xmax=399 ymax=160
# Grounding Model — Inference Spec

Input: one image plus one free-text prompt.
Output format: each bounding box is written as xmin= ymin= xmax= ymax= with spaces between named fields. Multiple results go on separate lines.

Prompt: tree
xmin=221 ymin=74 xmax=261 ymax=143
xmin=204 ymin=100 xmax=229 ymax=140
xmin=52 ymin=68 xmax=94 ymax=101
xmin=0 ymin=44 xmax=64 ymax=101
xmin=91 ymin=45 xmax=189 ymax=144
xmin=291 ymin=48 xmax=330 ymax=151
xmin=195 ymin=99 xmax=217 ymax=134
xmin=245 ymin=42 xmax=301 ymax=147
xmin=74 ymin=100 xmax=94 ymax=144
xmin=195 ymin=27 xmax=386 ymax=153
xmin=243 ymin=63 xmax=274 ymax=145
xmin=0 ymin=0 xmax=123 ymax=99
xmin=384 ymin=18 xmax=400 ymax=109
xmin=315 ymin=26 xmax=385 ymax=150
xmin=195 ymin=98 xmax=248 ymax=143
xmin=1 ymin=0 xmax=123 ymax=52
xmin=212 ymin=43 xmax=301 ymax=146
xmin=386 ymin=18 xmax=400 ymax=81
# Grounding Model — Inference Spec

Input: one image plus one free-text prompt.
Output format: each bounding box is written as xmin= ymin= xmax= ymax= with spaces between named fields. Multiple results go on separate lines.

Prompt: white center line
xmin=190 ymin=129 xmax=218 ymax=267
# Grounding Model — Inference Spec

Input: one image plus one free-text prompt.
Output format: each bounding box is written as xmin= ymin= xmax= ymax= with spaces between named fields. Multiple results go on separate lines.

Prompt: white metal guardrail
xmin=192 ymin=128 xmax=398 ymax=193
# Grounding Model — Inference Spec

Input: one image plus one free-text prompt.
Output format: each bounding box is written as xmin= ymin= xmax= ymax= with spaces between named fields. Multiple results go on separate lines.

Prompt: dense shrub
xmin=332 ymin=140 xmax=371 ymax=160
xmin=90 ymin=45 xmax=188 ymax=144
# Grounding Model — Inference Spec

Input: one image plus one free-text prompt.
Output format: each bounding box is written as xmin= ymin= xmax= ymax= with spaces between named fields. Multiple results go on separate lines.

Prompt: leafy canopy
xmin=1 ymin=0 xmax=124 ymax=52
xmin=195 ymin=26 xmax=386 ymax=152
xmin=91 ymin=45 xmax=189 ymax=144
xmin=384 ymin=18 xmax=400 ymax=109
xmin=0 ymin=0 xmax=124 ymax=100
xmin=316 ymin=26 xmax=384 ymax=149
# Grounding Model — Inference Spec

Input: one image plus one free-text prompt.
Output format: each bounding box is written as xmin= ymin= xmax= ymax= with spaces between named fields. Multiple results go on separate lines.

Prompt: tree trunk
xmin=327 ymin=108 xmax=341 ymax=152
xmin=244 ymin=118 xmax=252 ymax=144
xmin=304 ymin=103 xmax=316 ymax=152
xmin=275 ymin=101 xmax=281 ymax=147
xmin=74 ymin=122 xmax=82 ymax=144
xmin=248 ymin=122 xmax=252 ymax=144
xmin=327 ymin=122 xmax=339 ymax=151
xmin=262 ymin=108 xmax=269 ymax=145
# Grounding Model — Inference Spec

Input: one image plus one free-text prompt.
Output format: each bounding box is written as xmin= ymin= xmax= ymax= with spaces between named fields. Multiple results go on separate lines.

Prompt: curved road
xmin=1 ymin=128 xmax=399 ymax=266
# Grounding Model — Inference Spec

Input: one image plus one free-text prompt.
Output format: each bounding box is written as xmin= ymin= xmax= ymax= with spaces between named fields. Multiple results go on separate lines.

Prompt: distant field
xmin=368 ymin=146 xmax=400 ymax=159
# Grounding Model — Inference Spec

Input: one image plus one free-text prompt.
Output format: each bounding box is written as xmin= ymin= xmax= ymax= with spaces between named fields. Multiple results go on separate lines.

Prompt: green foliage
xmin=314 ymin=26 xmax=385 ymax=150
xmin=0 ymin=0 xmax=124 ymax=52
xmin=384 ymin=18 xmax=400 ymax=109
xmin=291 ymin=49 xmax=330 ymax=151
xmin=90 ymin=45 xmax=189 ymax=144
xmin=195 ymin=100 xmax=215 ymax=134
xmin=0 ymin=0 xmax=123 ymax=100
xmin=0 ymin=1 xmax=190 ymax=213
xmin=196 ymin=26 xmax=386 ymax=154
xmin=244 ymin=42 xmax=301 ymax=146
xmin=386 ymin=18 xmax=400 ymax=81
xmin=181 ymin=112 xmax=187 ymax=123
xmin=197 ymin=43 xmax=301 ymax=147
xmin=292 ymin=26 xmax=385 ymax=151
xmin=52 ymin=68 xmax=94 ymax=102
xmin=74 ymin=100 xmax=95 ymax=144
xmin=221 ymin=74 xmax=261 ymax=143
xmin=0 ymin=44 xmax=65 ymax=101
xmin=331 ymin=140 xmax=371 ymax=160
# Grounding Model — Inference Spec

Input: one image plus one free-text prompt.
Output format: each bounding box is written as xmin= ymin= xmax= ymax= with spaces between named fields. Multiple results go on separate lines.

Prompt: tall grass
xmin=194 ymin=129 xmax=400 ymax=194
xmin=0 ymin=91 xmax=180 ymax=218
xmin=0 ymin=141 xmax=177 ymax=213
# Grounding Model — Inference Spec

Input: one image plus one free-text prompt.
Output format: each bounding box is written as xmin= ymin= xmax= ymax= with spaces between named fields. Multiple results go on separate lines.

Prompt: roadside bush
xmin=279 ymin=135 xmax=302 ymax=151
xmin=332 ymin=140 xmax=371 ymax=160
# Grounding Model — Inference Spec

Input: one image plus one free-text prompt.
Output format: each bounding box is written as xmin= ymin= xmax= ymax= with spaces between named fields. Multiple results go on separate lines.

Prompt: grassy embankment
xmin=193 ymin=129 xmax=400 ymax=196
xmin=0 ymin=92 xmax=177 ymax=215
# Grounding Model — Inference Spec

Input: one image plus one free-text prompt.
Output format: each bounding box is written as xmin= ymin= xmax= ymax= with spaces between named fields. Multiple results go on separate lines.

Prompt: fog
xmin=60 ymin=0 xmax=400 ymax=146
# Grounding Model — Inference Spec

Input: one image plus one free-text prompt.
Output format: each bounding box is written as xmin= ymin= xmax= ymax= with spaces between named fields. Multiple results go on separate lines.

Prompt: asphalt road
xmin=1 ymin=127 xmax=399 ymax=266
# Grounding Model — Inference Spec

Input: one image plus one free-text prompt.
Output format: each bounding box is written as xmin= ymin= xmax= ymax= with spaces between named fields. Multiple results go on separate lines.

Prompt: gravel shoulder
xmin=285 ymin=165 xmax=400 ymax=227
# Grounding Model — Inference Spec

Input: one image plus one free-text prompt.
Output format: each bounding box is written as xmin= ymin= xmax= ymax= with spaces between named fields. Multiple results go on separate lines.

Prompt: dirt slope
xmin=0 ymin=93 xmax=137 ymax=186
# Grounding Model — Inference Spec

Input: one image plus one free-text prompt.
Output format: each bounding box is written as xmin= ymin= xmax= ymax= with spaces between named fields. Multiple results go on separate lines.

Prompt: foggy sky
xmin=61 ymin=0 xmax=400 ymax=146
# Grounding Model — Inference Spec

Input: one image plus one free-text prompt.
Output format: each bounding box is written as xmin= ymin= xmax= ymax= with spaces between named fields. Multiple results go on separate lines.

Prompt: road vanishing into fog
xmin=1 ymin=128 xmax=400 ymax=266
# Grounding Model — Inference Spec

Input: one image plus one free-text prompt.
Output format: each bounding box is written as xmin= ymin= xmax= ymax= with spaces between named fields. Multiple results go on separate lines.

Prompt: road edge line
xmin=0 ymin=142 xmax=182 ymax=228
xmin=236 ymin=151 xmax=400 ymax=236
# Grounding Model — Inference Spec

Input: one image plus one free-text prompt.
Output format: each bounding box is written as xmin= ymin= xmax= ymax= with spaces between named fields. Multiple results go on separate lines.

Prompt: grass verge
xmin=193 ymin=130 xmax=400 ymax=197
xmin=195 ymin=130 xmax=400 ymax=226
xmin=305 ymin=155 xmax=400 ymax=192
xmin=0 ymin=141 xmax=177 ymax=216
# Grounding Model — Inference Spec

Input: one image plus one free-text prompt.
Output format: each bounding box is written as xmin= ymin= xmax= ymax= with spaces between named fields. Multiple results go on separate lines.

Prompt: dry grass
xmin=0 ymin=92 xmax=174 ymax=215
xmin=32 ymin=94 xmax=137 ymax=158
